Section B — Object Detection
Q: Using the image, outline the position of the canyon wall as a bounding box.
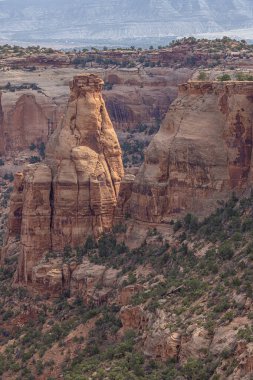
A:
[0,67,192,157]
[103,68,192,130]
[0,92,60,155]
[5,74,124,283]
[120,81,253,222]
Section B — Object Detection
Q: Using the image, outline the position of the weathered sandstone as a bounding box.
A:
[30,258,120,302]
[180,326,210,363]
[0,67,192,157]
[144,331,181,362]
[0,93,60,155]
[119,305,151,333]
[121,81,253,221]
[5,73,124,283]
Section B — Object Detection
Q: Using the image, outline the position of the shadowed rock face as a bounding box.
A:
[6,74,124,283]
[120,81,253,222]
[0,93,59,154]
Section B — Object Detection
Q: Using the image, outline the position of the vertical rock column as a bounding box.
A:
[5,74,124,284]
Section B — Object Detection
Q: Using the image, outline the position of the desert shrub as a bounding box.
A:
[112,223,127,234]
[198,71,208,80]
[184,213,199,232]
[104,82,113,90]
[29,156,41,164]
[213,297,230,313]
[219,243,234,260]
[218,74,231,81]
[173,220,182,232]
[29,143,36,151]
[3,173,14,182]
[236,72,253,81]
[98,233,117,258]
[38,142,45,158]
[237,325,253,342]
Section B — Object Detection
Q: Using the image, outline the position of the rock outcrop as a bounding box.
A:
[121,81,253,221]
[30,258,120,302]
[0,93,59,154]
[119,305,151,333]
[5,74,124,283]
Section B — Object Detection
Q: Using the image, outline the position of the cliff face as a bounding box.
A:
[121,81,253,222]
[0,93,59,155]
[103,68,192,131]
[6,74,124,283]
[0,68,192,157]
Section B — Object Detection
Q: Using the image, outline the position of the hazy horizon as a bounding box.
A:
[0,0,252,47]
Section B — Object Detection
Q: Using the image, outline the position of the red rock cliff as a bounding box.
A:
[0,93,59,154]
[120,81,253,222]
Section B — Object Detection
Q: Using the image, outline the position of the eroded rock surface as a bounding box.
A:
[5,74,124,283]
[121,81,253,221]
[0,93,60,155]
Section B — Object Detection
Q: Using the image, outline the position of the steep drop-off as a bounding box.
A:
[5,74,124,283]
[120,81,253,222]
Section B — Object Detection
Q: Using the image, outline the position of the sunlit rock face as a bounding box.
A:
[120,81,253,222]
[5,74,124,283]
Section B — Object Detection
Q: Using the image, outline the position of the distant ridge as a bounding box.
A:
[0,0,252,47]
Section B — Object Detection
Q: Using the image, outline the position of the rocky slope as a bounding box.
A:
[120,81,253,222]
[3,73,124,284]
[1,75,253,380]
[0,192,253,379]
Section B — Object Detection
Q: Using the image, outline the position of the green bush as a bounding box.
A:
[3,173,14,182]
[38,142,45,158]
[237,326,253,342]
[182,358,213,380]
[219,243,234,260]
[218,74,231,81]
[29,143,36,151]
[29,156,41,164]
[213,297,230,313]
[98,233,116,258]
[198,71,208,80]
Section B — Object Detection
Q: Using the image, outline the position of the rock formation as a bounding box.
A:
[103,68,192,131]
[0,93,59,154]
[5,73,124,283]
[121,81,253,221]
[119,305,151,333]
[31,258,120,302]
